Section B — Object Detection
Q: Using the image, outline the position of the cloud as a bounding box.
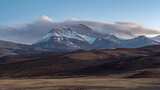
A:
[39,15,54,22]
[115,21,160,36]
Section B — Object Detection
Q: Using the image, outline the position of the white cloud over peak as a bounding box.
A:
[40,15,54,22]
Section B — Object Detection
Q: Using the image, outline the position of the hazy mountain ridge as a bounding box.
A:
[0,40,49,59]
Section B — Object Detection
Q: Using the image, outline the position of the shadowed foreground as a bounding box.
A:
[0,77,160,90]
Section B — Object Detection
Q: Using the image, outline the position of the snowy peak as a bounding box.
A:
[40,24,97,44]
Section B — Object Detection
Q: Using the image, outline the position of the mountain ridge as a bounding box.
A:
[33,27,159,52]
[0,18,160,44]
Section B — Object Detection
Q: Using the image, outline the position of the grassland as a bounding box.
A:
[0,77,160,90]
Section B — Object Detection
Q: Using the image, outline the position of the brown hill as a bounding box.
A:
[0,45,160,78]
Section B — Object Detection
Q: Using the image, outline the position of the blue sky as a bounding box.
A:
[0,0,160,29]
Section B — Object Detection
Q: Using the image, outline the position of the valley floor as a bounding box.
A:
[0,77,160,90]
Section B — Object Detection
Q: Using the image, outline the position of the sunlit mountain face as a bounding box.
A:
[0,16,160,45]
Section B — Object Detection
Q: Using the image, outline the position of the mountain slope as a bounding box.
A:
[0,40,47,58]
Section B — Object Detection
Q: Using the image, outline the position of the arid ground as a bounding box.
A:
[0,77,160,90]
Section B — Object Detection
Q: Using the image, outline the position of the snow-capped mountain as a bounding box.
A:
[33,24,159,52]
[33,24,99,52]
[35,23,150,52]
[0,16,159,44]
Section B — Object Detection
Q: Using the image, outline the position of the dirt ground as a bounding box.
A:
[0,77,159,90]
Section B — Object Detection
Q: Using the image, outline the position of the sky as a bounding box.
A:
[0,0,160,29]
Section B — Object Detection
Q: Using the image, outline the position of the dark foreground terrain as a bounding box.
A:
[0,45,160,78]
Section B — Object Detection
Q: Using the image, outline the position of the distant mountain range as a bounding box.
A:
[33,23,159,52]
[0,16,160,53]
[0,31,159,54]
[0,16,159,44]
